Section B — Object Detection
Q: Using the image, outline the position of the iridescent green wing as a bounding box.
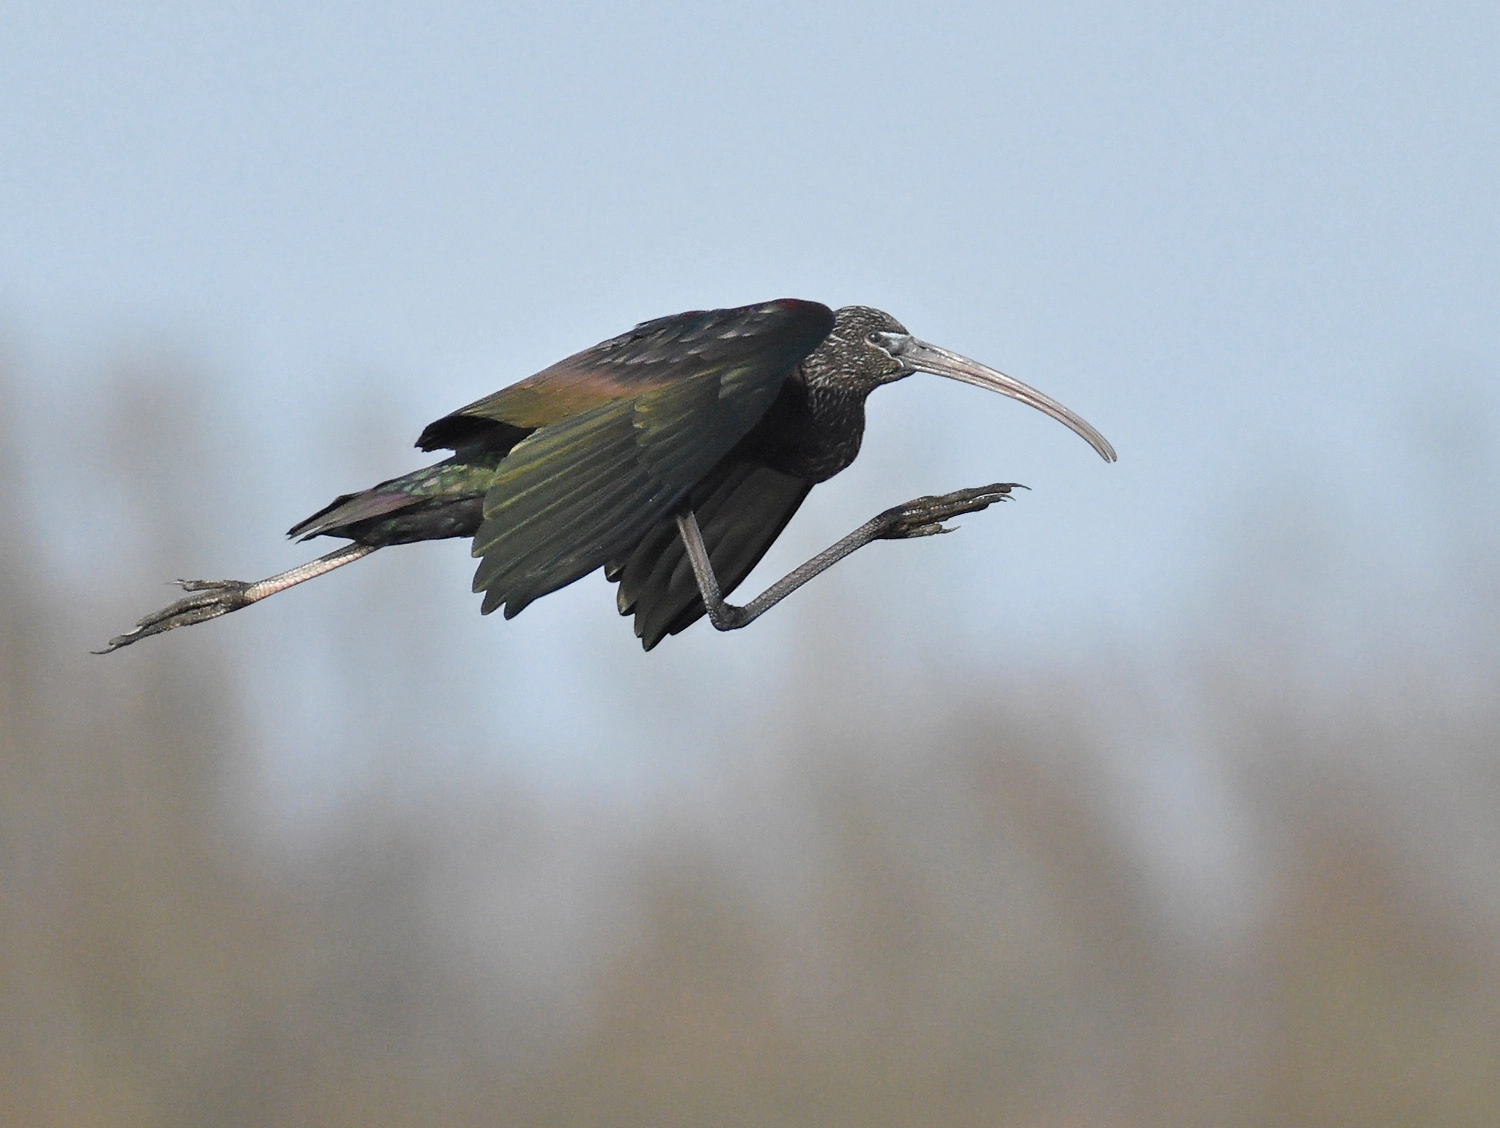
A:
[454,300,833,618]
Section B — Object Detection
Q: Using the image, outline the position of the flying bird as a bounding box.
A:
[101,300,1115,653]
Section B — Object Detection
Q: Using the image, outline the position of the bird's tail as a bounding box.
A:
[287,458,496,546]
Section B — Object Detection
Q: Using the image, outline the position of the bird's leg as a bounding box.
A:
[676,482,1021,633]
[97,542,378,653]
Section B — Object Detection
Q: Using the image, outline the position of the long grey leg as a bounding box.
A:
[97,542,378,653]
[676,482,1020,633]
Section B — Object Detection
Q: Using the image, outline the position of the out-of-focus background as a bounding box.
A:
[4,3,1498,1124]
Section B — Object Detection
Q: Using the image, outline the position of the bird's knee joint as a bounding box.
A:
[706,603,750,631]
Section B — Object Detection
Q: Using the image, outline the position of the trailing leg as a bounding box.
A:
[97,542,377,653]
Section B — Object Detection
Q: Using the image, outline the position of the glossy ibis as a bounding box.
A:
[101,300,1114,653]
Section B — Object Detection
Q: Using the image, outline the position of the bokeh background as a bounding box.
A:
[4,3,1499,1124]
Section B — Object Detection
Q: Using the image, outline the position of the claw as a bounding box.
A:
[876,482,1024,540]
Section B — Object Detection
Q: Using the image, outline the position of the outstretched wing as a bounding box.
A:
[456,300,834,618]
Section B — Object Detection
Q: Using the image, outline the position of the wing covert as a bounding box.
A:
[417,299,834,451]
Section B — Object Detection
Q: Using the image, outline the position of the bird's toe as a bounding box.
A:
[877,482,1022,539]
[96,580,255,653]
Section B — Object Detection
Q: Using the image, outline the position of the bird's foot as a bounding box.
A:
[95,578,254,654]
[875,482,1024,539]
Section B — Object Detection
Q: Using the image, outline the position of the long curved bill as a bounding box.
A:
[886,335,1117,462]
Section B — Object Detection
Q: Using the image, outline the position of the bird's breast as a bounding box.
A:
[740,378,866,484]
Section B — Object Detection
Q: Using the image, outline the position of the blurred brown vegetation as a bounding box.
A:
[3,361,1498,1127]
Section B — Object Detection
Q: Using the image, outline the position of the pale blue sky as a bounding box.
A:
[3,2,1497,824]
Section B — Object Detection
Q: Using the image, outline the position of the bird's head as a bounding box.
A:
[817,305,1117,462]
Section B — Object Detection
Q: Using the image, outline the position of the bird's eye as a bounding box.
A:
[867,332,883,345]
